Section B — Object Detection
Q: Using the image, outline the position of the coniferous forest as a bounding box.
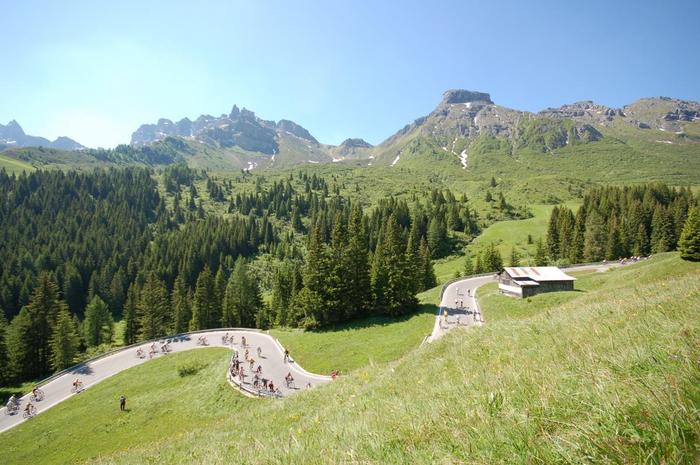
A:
[0,166,474,385]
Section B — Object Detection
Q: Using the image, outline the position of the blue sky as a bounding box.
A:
[2,0,699,148]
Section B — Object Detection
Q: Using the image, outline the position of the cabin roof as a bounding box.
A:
[502,266,576,282]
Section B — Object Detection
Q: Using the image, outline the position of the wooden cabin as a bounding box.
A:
[498,266,575,298]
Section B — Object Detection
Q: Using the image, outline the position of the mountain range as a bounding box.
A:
[1,90,699,176]
[0,120,84,150]
[126,89,700,168]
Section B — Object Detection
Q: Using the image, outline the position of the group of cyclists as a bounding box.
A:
[5,386,44,418]
[5,377,86,419]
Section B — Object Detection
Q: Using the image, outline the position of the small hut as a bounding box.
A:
[498,266,575,298]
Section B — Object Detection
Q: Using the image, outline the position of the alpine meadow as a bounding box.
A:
[1,1,699,464]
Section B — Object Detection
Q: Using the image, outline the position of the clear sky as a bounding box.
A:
[2,0,699,148]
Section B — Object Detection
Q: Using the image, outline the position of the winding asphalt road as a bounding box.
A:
[0,329,330,434]
[0,262,632,434]
[428,262,626,342]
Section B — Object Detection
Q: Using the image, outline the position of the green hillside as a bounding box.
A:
[3,253,698,465]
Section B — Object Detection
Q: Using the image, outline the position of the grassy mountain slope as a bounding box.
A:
[0,153,34,174]
[4,254,698,465]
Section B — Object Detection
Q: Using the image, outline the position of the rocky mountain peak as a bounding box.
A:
[339,138,372,149]
[441,89,493,105]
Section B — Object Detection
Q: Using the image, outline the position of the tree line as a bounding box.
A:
[0,166,464,385]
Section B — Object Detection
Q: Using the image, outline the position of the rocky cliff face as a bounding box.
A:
[130,106,319,155]
[0,120,84,150]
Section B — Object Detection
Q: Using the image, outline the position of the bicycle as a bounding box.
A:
[23,405,37,418]
[30,389,44,402]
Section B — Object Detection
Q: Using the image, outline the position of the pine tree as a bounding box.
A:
[213,263,226,326]
[405,220,422,294]
[534,238,548,266]
[482,243,503,272]
[172,272,191,333]
[190,266,215,330]
[50,308,79,371]
[137,273,170,340]
[633,223,650,256]
[0,309,8,385]
[427,214,448,258]
[222,257,261,328]
[123,282,139,345]
[583,210,606,261]
[5,308,33,382]
[22,273,64,379]
[650,205,674,253]
[474,252,484,274]
[509,247,521,267]
[464,251,475,276]
[679,207,700,261]
[605,217,624,260]
[344,205,372,319]
[83,295,113,347]
[569,208,586,263]
[419,236,437,290]
[298,223,329,326]
[546,206,560,260]
[383,214,416,316]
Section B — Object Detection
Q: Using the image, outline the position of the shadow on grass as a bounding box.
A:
[309,304,437,334]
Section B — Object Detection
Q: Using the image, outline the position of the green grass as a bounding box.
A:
[468,202,580,262]
[3,254,699,465]
[478,253,694,322]
[2,348,248,465]
[0,153,34,174]
[269,304,435,374]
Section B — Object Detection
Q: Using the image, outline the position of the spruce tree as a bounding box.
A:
[419,236,437,290]
[50,308,79,371]
[534,238,548,266]
[583,210,606,261]
[371,227,390,313]
[123,282,139,345]
[633,223,650,256]
[23,273,64,379]
[137,273,170,340]
[190,266,215,330]
[213,263,226,326]
[474,252,484,274]
[463,251,475,276]
[0,309,8,385]
[222,257,261,328]
[345,205,371,319]
[679,207,700,261]
[405,220,422,295]
[5,308,33,382]
[83,295,113,347]
[383,214,417,316]
[651,205,674,253]
[509,247,521,267]
[298,223,329,326]
[546,206,560,260]
[172,272,191,333]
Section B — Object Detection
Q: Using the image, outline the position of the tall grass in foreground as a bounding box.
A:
[88,255,699,464]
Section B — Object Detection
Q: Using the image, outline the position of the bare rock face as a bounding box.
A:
[441,89,493,105]
[130,106,319,155]
[539,101,624,124]
[277,119,318,143]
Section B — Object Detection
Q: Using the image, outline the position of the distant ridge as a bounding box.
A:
[0,120,84,150]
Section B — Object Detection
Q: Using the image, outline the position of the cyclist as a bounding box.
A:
[24,402,34,417]
[256,346,262,358]
[73,378,82,392]
[32,386,40,400]
[285,372,294,387]
[283,349,290,363]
